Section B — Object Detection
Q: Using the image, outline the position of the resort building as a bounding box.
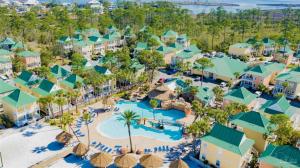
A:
[192,55,248,83]
[273,46,294,65]
[272,67,300,99]
[57,36,73,54]
[228,43,254,58]
[161,29,178,43]
[102,31,124,52]
[32,79,61,98]
[73,40,94,60]
[0,80,17,113]
[230,111,270,152]
[130,59,145,78]
[261,38,276,56]
[94,65,116,95]
[87,0,104,14]
[60,74,84,92]
[259,144,300,168]
[156,45,177,64]
[2,89,39,127]
[183,86,214,106]
[223,87,257,109]
[171,44,201,67]
[259,96,299,129]
[50,65,71,82]
[134,42,148,54]
[14,70,40,92]
[176,34,190,47]
[0,50,13,79]
[0,37,16,50]
[241,62,285,90]
[200,124,254,168]
[16,50,41,69]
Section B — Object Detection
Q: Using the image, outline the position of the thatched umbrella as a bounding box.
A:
[90,152,113,168]
[73,143,88,157]
[139,154,163,168]
[56,131,73,144]
[169,159,189,168]
[114,154,137,168]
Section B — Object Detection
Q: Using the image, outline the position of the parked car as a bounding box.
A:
[220,82,227,88]
[255,91,262,97]
[194,77,201,81]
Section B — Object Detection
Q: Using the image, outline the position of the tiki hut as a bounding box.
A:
[55,131,73,144]
[90,152,113,168]
[114,154,137,168]
[148,84,175,102]
[169,159,189,168]
[139,154,163,168]
[73,143,88,157]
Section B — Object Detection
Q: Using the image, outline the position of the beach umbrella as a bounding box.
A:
[90,152,113,168]
[139,154,163,168]
[55,131,73,144]
[169,159,189,168]
[73,143,88,157]
[114,154,137,168]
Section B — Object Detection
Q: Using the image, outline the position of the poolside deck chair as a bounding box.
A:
[154,147,158,152]
[158,146,162,152]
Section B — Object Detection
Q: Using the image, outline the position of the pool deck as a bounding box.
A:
[75,101,194,156]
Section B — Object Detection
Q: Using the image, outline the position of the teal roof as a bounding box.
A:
[156,45,174,54]
[246,37,257,45]
[259,96,294,117]
[103,31,121,41]
[94,65,111,75]
[277,46,294,55]
[177,34,188,41]
[230,111,270,133]
[201,124,254,156]
[276,67,300,83]
[0,56,11,63]
[2,89,37,108]
[168,43,183,50]
[231,43,253,48]
[51,65,70,79]
[193,56,248,79]
[246,62,285,77]
[130,59,145,71]
[0,80,17,94]
[162,30,178,38]
[194,86,214,104]
[98,56,118,66]
[88,36,103,44]
[259,144,300,168]
[0,37,15,45]
[262,38,275,47]
[60,74,83,89]
[32,79,57,97]
[17,50,40,58]
[151,35,164,45]
[74,40,93,47]
[11,42,25,50]
[0,49,12,56]
[135,42,148,51]
[58,36,72,44]
[82,28,101,37]
[224,87,257,105]
[175,45,201,59]
[14,71,39,87]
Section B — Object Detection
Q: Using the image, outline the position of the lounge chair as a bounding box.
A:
[162,146,166,151]
[107,148,112,153]
[166,146,170,151]
[95,143,102,148]
[154,147,158,152]
[91,141,97,146]
[158,146,162,152]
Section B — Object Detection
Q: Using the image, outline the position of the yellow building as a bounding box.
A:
[13,70,40,93]
[230,111,270,152]
[2,89,39,127]
[229,43,253,57]
[200,124,254,168]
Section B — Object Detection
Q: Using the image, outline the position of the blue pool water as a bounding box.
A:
[97,100,186,142]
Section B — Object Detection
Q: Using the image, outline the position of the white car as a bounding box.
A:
[220,82,227,88]
[255,91,262,97]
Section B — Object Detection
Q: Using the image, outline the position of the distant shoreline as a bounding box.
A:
[257,4,300,7]
[175,2,239,7]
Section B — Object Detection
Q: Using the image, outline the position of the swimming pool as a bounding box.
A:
[97,100,185,142]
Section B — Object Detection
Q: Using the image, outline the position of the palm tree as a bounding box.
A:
[82,112,91,150]
[149,99,158,120]
[54,91,67,127]
[38,95,55,118]
[233,72,240,80]
[61,112,80,142]
[187,119,211,156]
[212,86,224,102]
[195,58,214,86]
[70,90,82,114]
[191,100,204,123]
[119,110,140,153]
[282,81,289,95]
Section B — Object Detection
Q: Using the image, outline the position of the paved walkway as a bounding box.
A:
[30,148,72,168]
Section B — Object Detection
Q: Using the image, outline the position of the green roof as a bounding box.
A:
[195,86,214,104]
[17,50,40,58]
[74,40,94,47]
[259,144,300,168]
[0,56,11,63]
[259,96,294,117]
[60,74,83,89]
[0,80,17,94]
[230,111,270,133]
[135,42,148,51]
[231,43,253,48]
[51,65,70,79]
[168,43,183,50]
[246,62,285,77]
[14,71,39,87]
[0,49,12,56]
[32,79,58,97]
[277,46,294,55]
[224,87,257,105]
[162,30,178,38]
[11,42,25,50]
[246,37,258,45]
[276,67,300,83]
[177,34,188,41]
[262,38,275,47]
[2,89,37,108]
[175,45,201,59]
[193,56,248,79]
[103,31,121,41]
[156,45,174,54]
[201,124,254,155]
[58,36,72,44]
[88,36,103,44]
[94,65,111,75]
[0,37,15,45]
[130,59,145,71]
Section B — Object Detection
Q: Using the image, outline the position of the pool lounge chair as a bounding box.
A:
[158,146,162,152]
[154,147,158,152]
